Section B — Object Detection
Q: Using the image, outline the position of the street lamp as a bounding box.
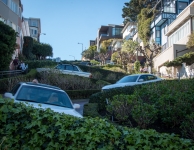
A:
[38,33,46,42]
[69,55,75,60]
[40,33,46,35]
[78,42,83,60]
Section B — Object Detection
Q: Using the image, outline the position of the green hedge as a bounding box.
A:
[0,98,193,149]
[77,65,126,81]
[25,60,58,69]
[66,89,100,100]
[89,85,137,110]
[89,79,194,139]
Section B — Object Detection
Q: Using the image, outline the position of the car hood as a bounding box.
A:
[102,82,137,90]
[15,100,83,118]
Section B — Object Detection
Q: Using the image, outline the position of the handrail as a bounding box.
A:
[0,70,25,78]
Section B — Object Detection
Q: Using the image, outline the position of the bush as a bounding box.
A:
[106,94,135,126]
[83,103,100,117]
[181,113,194,140]
[89,85,137,110]
[132,101,158,129]
[0,98,193,149]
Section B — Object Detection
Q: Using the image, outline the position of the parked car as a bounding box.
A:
[4,82,83,118]
[37,64,92,78]
[79,61,92,66]
[102,73,163,91]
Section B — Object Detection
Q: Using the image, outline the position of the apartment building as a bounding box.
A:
[0,0,23,58]
[24,17,41,42]
[96,24,124,51]
[152,0,194,76]
[96,24,124,62]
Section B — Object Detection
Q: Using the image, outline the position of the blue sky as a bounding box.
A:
[22,0,128,60]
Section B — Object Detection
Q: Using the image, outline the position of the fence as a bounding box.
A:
[0,70,25,79]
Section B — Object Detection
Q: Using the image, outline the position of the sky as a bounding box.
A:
[22,0,128,61]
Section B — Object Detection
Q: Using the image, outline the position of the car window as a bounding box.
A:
[10,83,21,96]
[117,75,139,83]
[55,64,64,70]
[138,75,148,81]
[65,65,73,71]
[147,75,157,80]
[73,66,79,71]
[16,85,73,108]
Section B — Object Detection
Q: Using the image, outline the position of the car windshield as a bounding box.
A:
[117,75,139,83]
[16,85,73,108]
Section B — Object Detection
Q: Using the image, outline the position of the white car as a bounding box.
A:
[102,74,163,91]
[37,64,92,78]
[4,82,82,118]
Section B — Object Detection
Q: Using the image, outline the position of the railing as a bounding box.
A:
[0,70,25,79]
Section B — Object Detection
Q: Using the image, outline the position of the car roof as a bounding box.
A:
[128,73,157,76]
[19,82,62,90]
[57,64,76,66]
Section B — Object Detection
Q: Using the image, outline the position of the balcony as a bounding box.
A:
[129,25,136,32]
[99,34,109,43]
[166,3,194,36]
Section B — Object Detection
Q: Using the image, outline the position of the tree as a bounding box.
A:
[32,40,53,60]
[22,36,34,59]
[186,32,194,49]
[122,0,157,23]
[138,8,154,45]
[121,40,139,61]
[0,21,16,70]
[97,39,113,65]
[137,43,161,74]
[82,45,97,60]
[134,61,141,73]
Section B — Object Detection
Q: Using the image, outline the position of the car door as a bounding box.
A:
[147,75,159,83]
[63,65,74,75]
[138,75,158,84]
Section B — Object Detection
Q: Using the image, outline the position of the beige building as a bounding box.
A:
[0,0,23,58]
[24,18,41,42]
[153,1,194,77]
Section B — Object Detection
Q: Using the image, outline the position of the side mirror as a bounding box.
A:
[138,79,144,82]
[4,93,14,99]
[73,104,80,109]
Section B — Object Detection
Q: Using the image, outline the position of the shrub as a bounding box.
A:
[92,71,103,80]
[83,103,100,117]
[106,73,117,80]
[181,113,194,140]
[0,98,193,149]
[106,94,136,126]
[132,101,158,129]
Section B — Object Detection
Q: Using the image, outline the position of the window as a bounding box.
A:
[178,2,188,12]
[156,30,160,38]
[10,0,18,14]
[1,0,7,5]
[34,30,37,35]
[55,65,64,70]
[65,65,73,71]
[112,28,122,36]
[168,20,190,47]
[147,75,157,80]
[31,21,38,27]
[139,75,148,81]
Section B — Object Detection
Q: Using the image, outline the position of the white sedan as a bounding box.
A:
[4,82,83,118]
[102,74,163,91]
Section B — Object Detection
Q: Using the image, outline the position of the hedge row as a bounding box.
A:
[88,79,194,139]
[0,98,193,149]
